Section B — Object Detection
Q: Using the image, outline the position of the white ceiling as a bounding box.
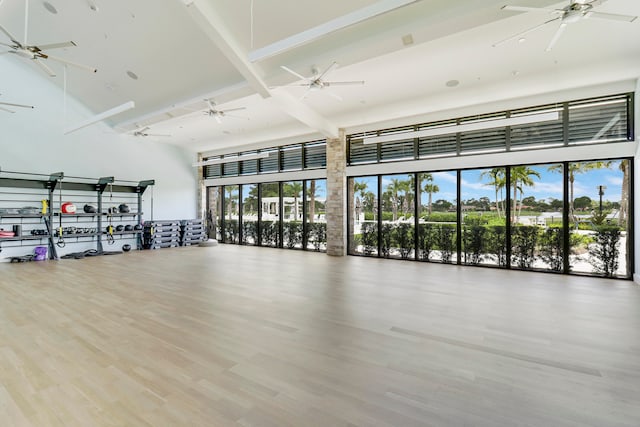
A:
[1,0,639,153]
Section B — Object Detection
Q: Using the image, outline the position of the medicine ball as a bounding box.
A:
[83,204,97,213]
[122,244,131,252]
[118,203,130,213]
[133,224,143,231]
[115,225,125,232]
[61,202,76,214]
[124,224,134,232]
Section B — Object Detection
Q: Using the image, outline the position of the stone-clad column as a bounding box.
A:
[325,129,346,256]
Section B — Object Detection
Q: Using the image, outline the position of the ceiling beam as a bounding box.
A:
[182,0,271,98]
[179,0,339,139]
[248,0,420,63]
[271,91,340,139]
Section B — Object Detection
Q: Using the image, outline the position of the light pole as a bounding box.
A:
[597,185,606,215]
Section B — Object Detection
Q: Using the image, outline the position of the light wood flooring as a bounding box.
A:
[0,245,639,426]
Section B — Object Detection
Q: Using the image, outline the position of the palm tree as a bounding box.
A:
[548,161,612,223]
[308,180,317,223]
[423,177,440,216]
[225,186,237,220]
[510,166,541,222]
[480,168,505,218]
[387,178,403,221]
[283,182,303,220]
[397,179,411,218]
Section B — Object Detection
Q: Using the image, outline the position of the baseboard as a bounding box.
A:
[634,273,640,285]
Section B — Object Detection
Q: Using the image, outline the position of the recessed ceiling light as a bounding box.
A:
[87,0,99,12]
[512,70,520,76]
[518,37,526,43]
[445,79,459,87]
[126,70,139,80]
[43,2,58,14]
[401,34,414,46]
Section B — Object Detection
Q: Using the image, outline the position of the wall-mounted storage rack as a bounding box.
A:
[0,167,154,260]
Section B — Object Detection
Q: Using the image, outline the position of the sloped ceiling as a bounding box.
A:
[1,0,639,153]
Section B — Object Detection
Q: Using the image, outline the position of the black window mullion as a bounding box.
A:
[377,175,382,257]
[456,170,462,265]
[220,185,226,244]
[505,168,512,269]
[302,180,308,250]
[563,162,570,274]
[238,184,243,244]
[278,181,284,248]
[413,172,419,261]
[562,102,569,145]
[257,184,262,246]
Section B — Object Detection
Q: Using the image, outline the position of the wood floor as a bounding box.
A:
[0,245,639,426]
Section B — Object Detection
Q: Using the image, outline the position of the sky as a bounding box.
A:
[356,159,625,204]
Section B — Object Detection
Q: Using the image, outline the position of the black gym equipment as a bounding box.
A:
[84,204,97,213]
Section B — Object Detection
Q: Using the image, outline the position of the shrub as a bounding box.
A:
[360,222,377,255]
[437,224,456,264]
[393,223,414,259]
[462,224,485,265]
[589,225,621,277]
[418,223,435,261]
[539,226,564,272]
[511,225,539,269]
[242,220,258,244]
[485,225,507,267]
[283,221,302,248]
[380,223,393,258]
[308,222,327,251]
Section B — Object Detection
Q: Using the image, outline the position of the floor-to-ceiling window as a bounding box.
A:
[418,171,458,264]
[241,184,258,245]
[461,168,507,267]
[347,157,632,279]
[351,176,378,256]
[259,182,280,248]
[305,179,327,251]
[282,181,303,249]
[206,186,223,241]
[568,159,630,277]
[223,185,239,244]
[381,174,414,259]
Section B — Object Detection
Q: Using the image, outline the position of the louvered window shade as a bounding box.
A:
[418,134,457,157]
[280,145,302,171]
[379,139,415,161]
[349,140,378,164]
[204,157,221,178]
[222,157,238,176]
[460,128,505,153]
[568,95,629,144]
[240,152,258,175]
[511,106,564,149]
[259,150,278,173]
[304,141,326,168]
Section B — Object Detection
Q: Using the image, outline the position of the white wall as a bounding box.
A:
[0,57,198,259]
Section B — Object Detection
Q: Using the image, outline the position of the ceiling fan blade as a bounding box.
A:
[147,133,172,137]
[492,17,560,47]
[281,65,308,81]
[501,5,558,14]
[546,23,567,51]
[33,58,56,77]
[317,61,338,81]
[206,98,215,110]
[45,54,97,73]
[586,11,637,22]
[222,107,246,113]
[224,114,248,120]
[0,23,21,45]
[0,41,14,48]
[0,101,34,108]
[37,41,77,50]
[214,114,222,124]
[0,106,15,113]
[323,80,365,86]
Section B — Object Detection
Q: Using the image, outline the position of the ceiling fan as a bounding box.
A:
[0,94,34,113]
[280,61,365,100]
[132,127,171,138]
[0,0,97,77]
[494,0,637,51]
[203,99,246,124]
